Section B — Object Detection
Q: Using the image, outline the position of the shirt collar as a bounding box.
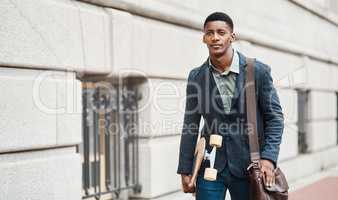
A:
[208,50,240,75]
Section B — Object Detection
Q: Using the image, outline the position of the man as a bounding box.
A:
[177,12,284,200]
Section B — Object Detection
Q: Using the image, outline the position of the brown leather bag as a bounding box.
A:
[245,58,289,200]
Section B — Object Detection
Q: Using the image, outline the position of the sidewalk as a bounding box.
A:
[168,166,338,200]
[289,165,338,200]
[290,177,338,200]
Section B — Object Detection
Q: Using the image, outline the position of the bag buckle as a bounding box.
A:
[247,161,260,171]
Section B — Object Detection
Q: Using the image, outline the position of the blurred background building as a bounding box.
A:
[0,0,338,199]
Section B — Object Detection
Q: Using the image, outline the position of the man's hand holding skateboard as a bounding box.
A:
[180,135,222,193]
[181,174,195,193]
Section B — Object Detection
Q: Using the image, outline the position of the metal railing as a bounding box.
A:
[79,80,142,200]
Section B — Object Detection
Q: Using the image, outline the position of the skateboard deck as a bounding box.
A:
[189,137,206,188]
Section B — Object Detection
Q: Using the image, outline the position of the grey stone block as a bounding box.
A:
[138,78,186,138]
[55,72,82,145]
[308,91,337,120]
[306,120,337,152]
[0,147,81,200]
[0,68,58,152]
[0,68,82,153]
[0,0,110,73]
[279,123,298,161]
[132,136,181,198]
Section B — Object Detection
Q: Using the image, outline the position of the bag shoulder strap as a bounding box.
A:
[245,58,261,162]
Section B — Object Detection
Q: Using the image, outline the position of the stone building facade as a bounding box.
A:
[0,0,338,199]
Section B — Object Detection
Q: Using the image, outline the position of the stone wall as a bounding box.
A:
[0,0,337,199]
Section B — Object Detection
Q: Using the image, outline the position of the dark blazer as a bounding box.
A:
[177,51,284,178]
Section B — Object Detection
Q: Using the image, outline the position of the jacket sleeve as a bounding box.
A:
[177,70,201,175]
[258,65,284,165]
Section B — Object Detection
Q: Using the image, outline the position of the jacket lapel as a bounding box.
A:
[231,52,247,114]
[198,60,225,115]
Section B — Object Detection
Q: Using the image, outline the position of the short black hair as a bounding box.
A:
[203,12,234,31]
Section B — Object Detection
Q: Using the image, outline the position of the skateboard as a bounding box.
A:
[188,134,223,188]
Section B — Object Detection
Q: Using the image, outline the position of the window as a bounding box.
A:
[336,92,338,145]
[297,89,309,153]
[79,80,141,200]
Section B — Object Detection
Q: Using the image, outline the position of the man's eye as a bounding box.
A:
[206,32,213,36]
[218,31,226,35]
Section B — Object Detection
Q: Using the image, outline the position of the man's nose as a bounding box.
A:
[212,33,220,41]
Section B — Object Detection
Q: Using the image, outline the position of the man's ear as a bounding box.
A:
[230,32,236,43]
[203,34,206,44]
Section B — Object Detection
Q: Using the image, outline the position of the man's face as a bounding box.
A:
[203,21,235,56]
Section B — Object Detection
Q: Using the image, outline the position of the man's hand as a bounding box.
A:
[181,174,195,193]
[260,159,275,188]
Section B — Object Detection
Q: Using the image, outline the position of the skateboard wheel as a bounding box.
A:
[204,168,217,181]
[210,134,222,148]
